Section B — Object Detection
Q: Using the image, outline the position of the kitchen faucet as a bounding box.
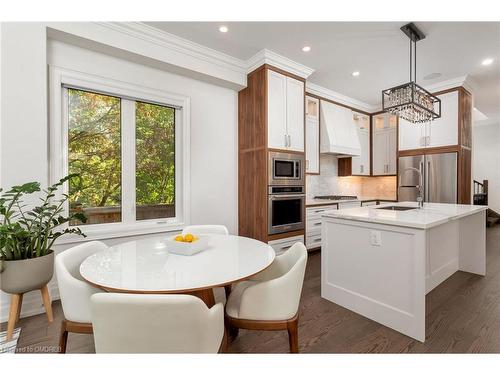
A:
[400,167,424,208]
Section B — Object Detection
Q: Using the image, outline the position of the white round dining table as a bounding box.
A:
[80,234,275,307]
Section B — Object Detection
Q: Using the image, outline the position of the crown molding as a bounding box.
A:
[423,75,477,96]
[306,82,378,113]
[246,49,315,79]
[96,22,248,75]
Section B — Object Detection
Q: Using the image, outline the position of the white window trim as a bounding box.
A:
[49,66,191,244]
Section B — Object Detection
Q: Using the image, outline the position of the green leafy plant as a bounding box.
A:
[0,174,87,261]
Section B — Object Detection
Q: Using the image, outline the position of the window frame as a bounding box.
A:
[49,66,191,243]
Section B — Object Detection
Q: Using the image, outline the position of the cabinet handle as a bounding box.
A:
[314,210,325,213]
[280,244,293,250]
[360,165,364,173]
[314,222,322,226]
[288,134,291,147]
[284,134,288,147]
[313,238,321,242]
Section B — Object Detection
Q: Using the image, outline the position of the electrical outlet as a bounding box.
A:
[370,230,382,246]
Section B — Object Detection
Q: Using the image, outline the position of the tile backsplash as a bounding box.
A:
[306,154,397,200]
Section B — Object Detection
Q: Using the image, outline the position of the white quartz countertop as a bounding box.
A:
[322,201,488,229]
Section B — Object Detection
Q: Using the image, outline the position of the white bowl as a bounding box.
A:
[166,235,209,256]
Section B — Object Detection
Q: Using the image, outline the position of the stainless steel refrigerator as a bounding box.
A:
[398,153,458,204]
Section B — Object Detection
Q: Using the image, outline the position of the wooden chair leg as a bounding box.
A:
[224,285,232,300]
[59,320,69,354]
[286,317,299,353]
[16,294,24,323]
[6,294,22,340]
[224,317,239,342]
[40,285,53,322]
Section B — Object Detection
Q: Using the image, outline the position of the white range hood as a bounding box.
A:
[320,100,361,156]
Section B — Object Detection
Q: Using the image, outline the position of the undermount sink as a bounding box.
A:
[376,206,417,211]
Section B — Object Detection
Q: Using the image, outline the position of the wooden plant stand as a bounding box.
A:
[6,284,53,340]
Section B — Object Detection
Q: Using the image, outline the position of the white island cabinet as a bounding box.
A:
[321,202,487,342]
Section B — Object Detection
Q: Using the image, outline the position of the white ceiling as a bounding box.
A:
[146,22,500,124]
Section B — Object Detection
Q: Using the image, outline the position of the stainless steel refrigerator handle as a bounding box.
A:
[425,160,430,202]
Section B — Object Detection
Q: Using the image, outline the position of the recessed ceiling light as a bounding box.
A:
[423,72,442,80]
[351,71,360,77]
[219,26,228,33]
[482,58,494,66]
[302,46,311,52]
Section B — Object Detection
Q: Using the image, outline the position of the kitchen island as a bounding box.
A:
[321,201,488,341]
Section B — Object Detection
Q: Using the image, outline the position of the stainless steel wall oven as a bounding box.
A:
[268,186,305,235]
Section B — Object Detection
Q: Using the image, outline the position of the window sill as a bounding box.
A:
[54,220,185,245]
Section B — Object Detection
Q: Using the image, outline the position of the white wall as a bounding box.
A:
[0,23,48,190]
[1,26,238,322]
[473,123,500,213]
[47,40,238,233]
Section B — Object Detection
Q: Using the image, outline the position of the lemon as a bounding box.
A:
[174,235,184,242]
[184,233,194,243]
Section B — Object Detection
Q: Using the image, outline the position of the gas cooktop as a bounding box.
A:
[314,195,358,201]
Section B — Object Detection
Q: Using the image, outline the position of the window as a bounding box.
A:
[50,67,190,239]
[68,89,122,225]
[135,101,176,221]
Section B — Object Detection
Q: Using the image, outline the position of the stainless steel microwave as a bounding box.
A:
[268,151,305,186]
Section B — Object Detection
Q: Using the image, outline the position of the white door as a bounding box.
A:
[351,153,361,175]
[306,117,319,173]
[351,129,369,175]
[399,118,425,150]
[267,70,287,150]
[372,130,387,175]
[387,127,397,174]
[286,76,305,152]
[426,91,459,148]
[360,129,371,175]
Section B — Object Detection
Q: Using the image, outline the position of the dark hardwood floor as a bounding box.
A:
[3,225,500,353]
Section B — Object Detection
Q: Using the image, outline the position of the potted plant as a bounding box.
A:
[0,174,87,295]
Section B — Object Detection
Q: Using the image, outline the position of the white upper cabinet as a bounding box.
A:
[426,91,458,148]
[267,70,288,150]
[305,96,320,174]
[372,131,386,175]
[372,113,397,175]
[351,112,370,175]
[306,117,320,173]
[399,117,425,150]
[398,91,458,150]
[286,76,305,152]
[267,70,304,152]
[387,127,397,174]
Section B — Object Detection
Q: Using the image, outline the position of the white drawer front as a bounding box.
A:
[306,217,323,233]
[337,201,361,210]
[268,235,304,256]
[306,205,336,221]
[306,232,322,249]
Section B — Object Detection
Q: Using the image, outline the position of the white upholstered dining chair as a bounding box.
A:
[182,224,229,236]
[90,293,225,353]
[224,242,308,353]
[55,241,107,353]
